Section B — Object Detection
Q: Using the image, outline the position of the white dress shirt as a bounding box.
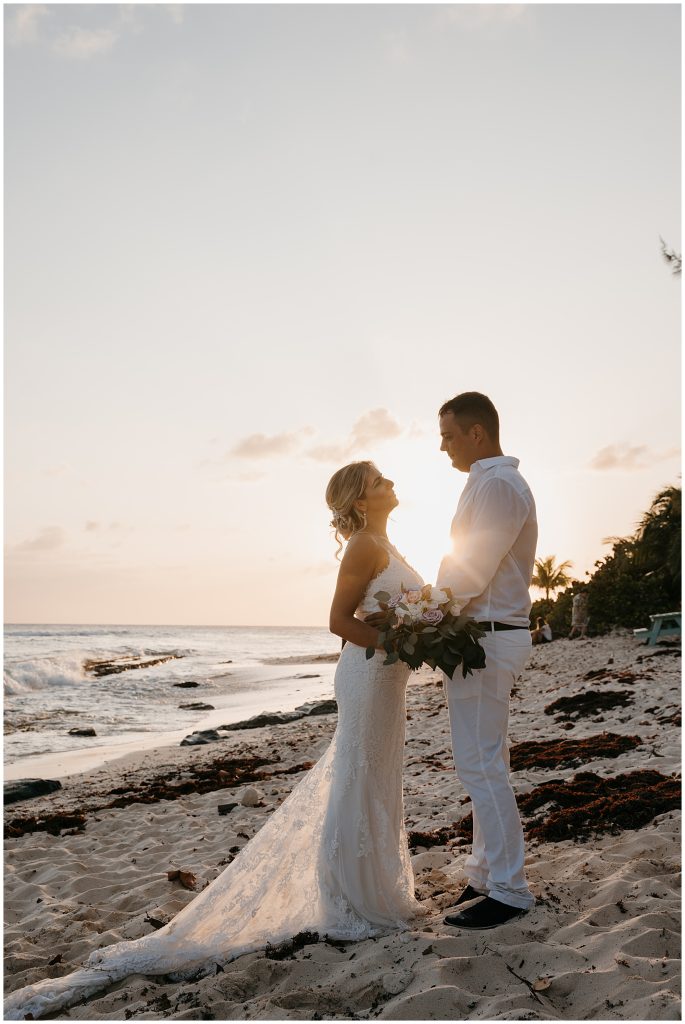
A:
[437,456,537,627]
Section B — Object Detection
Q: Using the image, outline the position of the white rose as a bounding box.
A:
[430,587,449,604]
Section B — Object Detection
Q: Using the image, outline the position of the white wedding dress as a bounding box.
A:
[5,549,426,1020]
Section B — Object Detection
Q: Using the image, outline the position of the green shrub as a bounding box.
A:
[534,486,681,636]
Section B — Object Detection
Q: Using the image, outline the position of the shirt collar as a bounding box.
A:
[469,455,520,477]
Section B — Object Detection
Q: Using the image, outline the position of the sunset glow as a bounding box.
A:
[5,3,680,626]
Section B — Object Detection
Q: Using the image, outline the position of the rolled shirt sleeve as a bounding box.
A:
[437,476,531,614]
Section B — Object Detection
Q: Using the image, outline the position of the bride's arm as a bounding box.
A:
[329,535,386,649]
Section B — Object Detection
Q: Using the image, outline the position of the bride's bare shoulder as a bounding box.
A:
[341,534,389,576]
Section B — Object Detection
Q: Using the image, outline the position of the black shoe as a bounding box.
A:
[443,896,529,930]
[446,884,487,910]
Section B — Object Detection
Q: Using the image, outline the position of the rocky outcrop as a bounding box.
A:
[4,779,62,805]
[220,699,338,732]
[84,654,182,677]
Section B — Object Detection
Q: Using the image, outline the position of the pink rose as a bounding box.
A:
[421,609,444,625]
[405,590,422,604]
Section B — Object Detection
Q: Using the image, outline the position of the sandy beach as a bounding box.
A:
[4,631,680,1021]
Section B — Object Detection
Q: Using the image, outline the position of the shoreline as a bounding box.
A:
[4,661,338,782]
[4,632,681,1020]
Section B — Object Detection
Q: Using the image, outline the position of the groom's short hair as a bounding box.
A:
[439,392,500,441]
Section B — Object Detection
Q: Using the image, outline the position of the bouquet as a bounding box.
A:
[365,584,486,679]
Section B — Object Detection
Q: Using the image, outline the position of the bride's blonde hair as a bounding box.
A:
[326,460,374,559]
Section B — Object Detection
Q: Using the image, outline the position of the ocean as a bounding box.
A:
[4,624,339,771]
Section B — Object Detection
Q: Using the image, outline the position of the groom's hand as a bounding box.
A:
[364,611,390,628]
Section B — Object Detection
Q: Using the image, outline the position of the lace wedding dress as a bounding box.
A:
[5,548,427,1020]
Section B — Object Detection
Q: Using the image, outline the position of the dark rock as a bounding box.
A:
[179,703,215,711]
[174,681,200,688]
[221,699,338,732]
[218,803,239,815]
[68,728,97,737]
[295,673,320,679]
[222,710,302,730]
[180,730,221,746]
[4,778,62,805]
[295,699,337,716]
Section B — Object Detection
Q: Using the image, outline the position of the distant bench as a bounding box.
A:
[633,612,682,646]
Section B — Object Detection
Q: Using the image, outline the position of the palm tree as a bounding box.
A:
[633,485,681,590]
[532,555,574,601]
[659,236,682,275]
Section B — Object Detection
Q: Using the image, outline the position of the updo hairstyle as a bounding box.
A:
[326,460,374,559]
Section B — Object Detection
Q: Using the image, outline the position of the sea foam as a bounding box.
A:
[4,654,90,694]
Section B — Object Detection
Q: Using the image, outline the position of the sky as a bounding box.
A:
[4,2,681,626]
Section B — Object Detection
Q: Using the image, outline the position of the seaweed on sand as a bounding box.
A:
[518,769,681,842]
[4,755,315,839]
[509,732,642,771]
[544,689,634,720]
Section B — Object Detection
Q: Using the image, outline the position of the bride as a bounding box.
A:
[5,461,428,1020]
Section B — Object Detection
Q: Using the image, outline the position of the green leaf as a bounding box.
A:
[374,591,392,602]
[384,651,400,666]
[365,646,375,660]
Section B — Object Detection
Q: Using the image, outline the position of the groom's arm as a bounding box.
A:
[437,476,531,613]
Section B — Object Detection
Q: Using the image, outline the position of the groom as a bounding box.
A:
[436,391,537,929]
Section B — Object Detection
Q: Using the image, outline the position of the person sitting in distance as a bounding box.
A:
[531,616,552,644]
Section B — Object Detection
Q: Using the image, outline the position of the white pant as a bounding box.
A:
[444,630,534,910]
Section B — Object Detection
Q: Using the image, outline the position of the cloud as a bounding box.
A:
[8,4,50,45]
[231,428,314,459]
[228,411,403,466]
[590,443,681,471]
[307,409,403,463]
[15,526,67,552]
[52,26,119,59]
[9,5,180,56]
[349,408,403,449]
